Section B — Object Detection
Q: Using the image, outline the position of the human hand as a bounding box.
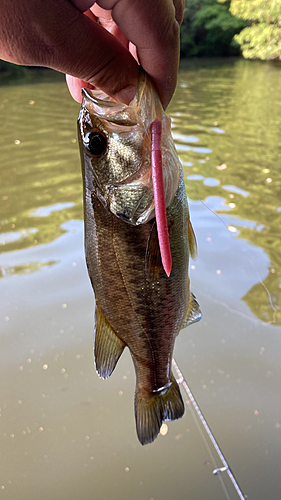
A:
[0,0,183,109]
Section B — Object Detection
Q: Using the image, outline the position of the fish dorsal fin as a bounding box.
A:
[188,219,198,261]
[94,304,126,379]
[182,292,202,329]
[145,221,164,281]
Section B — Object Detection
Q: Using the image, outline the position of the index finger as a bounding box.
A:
[99,0,181,109]
[70,0,182,108]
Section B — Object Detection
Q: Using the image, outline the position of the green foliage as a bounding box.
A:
[180,0,246,57]
[230,0,281,60]
[230,0,281,24]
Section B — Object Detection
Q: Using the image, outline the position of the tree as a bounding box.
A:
[180,0,246,58]
[230,0,281,60]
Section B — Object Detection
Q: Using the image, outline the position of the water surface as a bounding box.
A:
[0,59,281,500]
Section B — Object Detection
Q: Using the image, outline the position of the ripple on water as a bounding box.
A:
[203,178,220,187]
[187,174,204,181]
[30,202,75,217]
[210,127,225,134]
[0,228,38,245]
[223,185,250,197]
[193,146,212,154]
[172,132,199,143]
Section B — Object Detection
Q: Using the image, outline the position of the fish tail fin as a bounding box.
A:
[134,374,184,445]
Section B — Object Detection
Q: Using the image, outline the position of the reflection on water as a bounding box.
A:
[0,60,281,500]
[169,60,281,325]
[0,61,280,324]
[0,259,57,278]
[0,79,82,253]
[0,61,281,324]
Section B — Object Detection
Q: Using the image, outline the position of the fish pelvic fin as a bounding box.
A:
[134,374,185,445]
[182,292,202,329]
[94,304,126,379]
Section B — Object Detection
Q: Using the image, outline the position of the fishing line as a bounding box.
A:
[198,289,259,325]
[172,358,246,500]
[173,180,248,499]
[248,258,277,324]
[186,179,230,232]
[186,179,277,322]
[174,145,273,496]
[174,363,232,500]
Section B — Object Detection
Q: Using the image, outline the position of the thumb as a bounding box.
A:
[43,2,139,103]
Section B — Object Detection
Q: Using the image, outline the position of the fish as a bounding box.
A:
[77,70,202,445]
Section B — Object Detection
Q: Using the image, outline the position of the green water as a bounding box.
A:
[0,59,281,500]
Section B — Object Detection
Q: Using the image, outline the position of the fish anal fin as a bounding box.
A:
[94,304,126,379]
[182,292,202,329]
[145,221,164,281]
[188,219,198,261]
[135,374,184,445]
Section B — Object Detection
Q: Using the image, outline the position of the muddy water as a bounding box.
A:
[0,60,281,500]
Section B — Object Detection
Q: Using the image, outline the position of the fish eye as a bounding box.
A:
[84,131,107,156]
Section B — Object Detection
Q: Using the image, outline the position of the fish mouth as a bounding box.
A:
[107,182,154,226]
[80,70,180,265]
[81,88,138,127]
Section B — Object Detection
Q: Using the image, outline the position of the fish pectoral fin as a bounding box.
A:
[135,374,185,445]
[145,221,164,281]
[188,219,198,261]
[94,305,126,379]
[182,292,202,329]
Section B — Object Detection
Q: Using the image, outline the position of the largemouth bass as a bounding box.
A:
[78,71,201,445]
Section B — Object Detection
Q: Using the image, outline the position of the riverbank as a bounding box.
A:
[0,60,65,85]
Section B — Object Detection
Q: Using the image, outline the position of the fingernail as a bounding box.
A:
[114,85,137,105]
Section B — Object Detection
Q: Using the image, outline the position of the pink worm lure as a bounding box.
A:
[151,119,172,277]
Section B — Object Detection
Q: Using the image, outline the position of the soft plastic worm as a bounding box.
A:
[151,119,172,277]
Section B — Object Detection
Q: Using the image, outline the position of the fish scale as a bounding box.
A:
[78,69,202,445]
